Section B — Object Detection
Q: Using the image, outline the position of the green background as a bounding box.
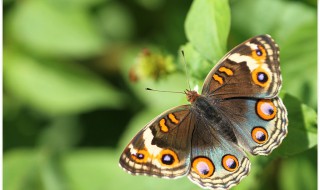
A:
[3,0,317,190]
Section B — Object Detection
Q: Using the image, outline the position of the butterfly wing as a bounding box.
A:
[120,34,287,189]
[200,34,287,155]
[202,34,281,99]
[119,105,196,178]
[187,117,250,190]
[216,97,288,155]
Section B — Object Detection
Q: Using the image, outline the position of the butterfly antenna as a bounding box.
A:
[181,50,191,91]
[145,88,186,94]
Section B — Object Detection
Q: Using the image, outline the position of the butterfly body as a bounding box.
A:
[187,92,237,143]
[120,35,288,190]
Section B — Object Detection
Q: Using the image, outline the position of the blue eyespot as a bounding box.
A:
[252,127,268,144]
[192,157,215,178]
[197,163,210,175]
[131,149,149,163]
[257,72,268,83]
[256,99,277,121]
[161,154,175,165]
[261,102,275,115]
[159,149,179,166]
[222,154,239,172]
[226,158,237,169]
[256,49,263,56]
[136,153,144,159]
[255,131,266,141]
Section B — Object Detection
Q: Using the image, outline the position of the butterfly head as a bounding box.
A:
[186,90,199,103]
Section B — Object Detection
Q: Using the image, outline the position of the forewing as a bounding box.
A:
[119,105,196,178]
[202,34,281,99]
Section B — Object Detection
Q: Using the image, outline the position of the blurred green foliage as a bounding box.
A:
[3,0,317,190]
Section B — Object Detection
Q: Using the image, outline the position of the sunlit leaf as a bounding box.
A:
[185,0,230,63]
[6,0,104,58]
[179,43,212,87]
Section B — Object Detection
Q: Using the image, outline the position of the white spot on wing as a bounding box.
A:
[128,144,137,154]
[228,53,259,72]
[143,128,162,155]
[245,42,258,50]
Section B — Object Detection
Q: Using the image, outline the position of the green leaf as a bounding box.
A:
[134,0,165,10]
[63,149,195,190]
[96,2,135,41]
[179,43,212,87]
[6,0,104,58]
[4,149,42,190]
[230,0,317,108]
[4,148,70,190]
[38,118,81,152]
[46,0,107,8]
[4,49,124,115]
[279,148,317,190]
[185,0,231,63]
[280,22,317,109]
[271,93,317,157]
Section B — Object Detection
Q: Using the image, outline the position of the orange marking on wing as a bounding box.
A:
[252,127,269,144]
[213,74,223,84]
[157,149,179,167]
[168,113,179,124]
[159,118,169,132]
[251,67,270,87]
[219,66,234,76]
[256,99,277,121]
[222,154,239,172]
[192,157,215,178]
[131,149,149,163]
[252,45,267,64]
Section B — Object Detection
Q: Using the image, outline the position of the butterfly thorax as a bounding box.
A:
[186,90,217,120]
[192,95,219,121]
[186,90,200,103]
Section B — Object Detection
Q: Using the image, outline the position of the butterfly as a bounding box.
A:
[119,35,288,190]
